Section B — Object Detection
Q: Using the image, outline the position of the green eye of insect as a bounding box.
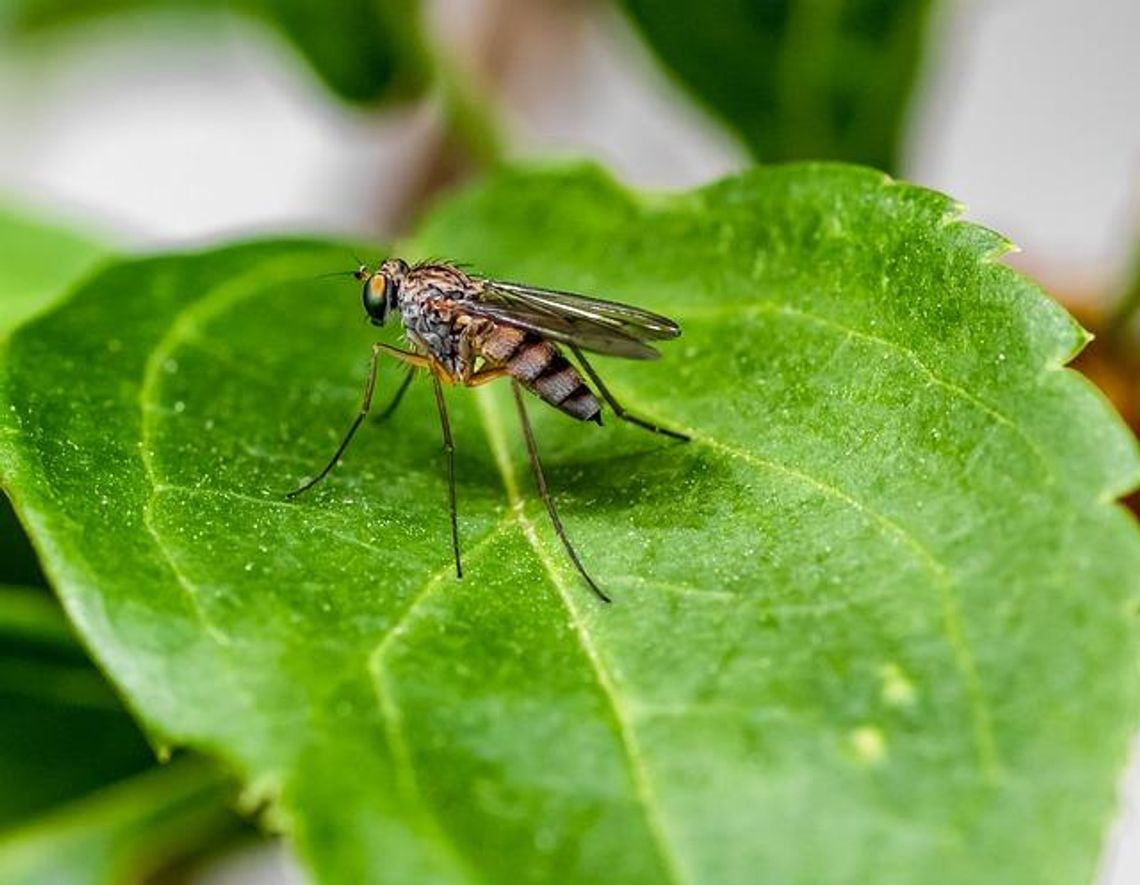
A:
[361,275,390,325]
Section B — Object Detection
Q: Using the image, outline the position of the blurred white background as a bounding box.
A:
[1,0,1137,881]
[4,0,1139,301]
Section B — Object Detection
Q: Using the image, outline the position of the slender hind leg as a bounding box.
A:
[373,365,416,423]
[512,381,610,603]
[569,345,690,442]
[287,344,427,499]
[432,374,462,578]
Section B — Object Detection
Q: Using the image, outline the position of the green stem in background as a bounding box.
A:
[0,585,76,651]
[0,756,244,884]
[381,47,508,233]
[433,56,507,171]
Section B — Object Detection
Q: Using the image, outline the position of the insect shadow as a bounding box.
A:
[538,433,726,520]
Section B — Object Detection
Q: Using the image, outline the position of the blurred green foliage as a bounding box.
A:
[2,0,430,104]
[0,589,242,885]
[620,0,936,171]
[0,589,158,829]
[2,0,936,170]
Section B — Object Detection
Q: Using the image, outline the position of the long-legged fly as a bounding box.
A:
[287,259,688,602]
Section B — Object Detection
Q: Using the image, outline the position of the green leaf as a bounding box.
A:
[2,0,429,105]
[0,204,107,586]
[0,204,106,338]
[2,164,1139,884]
[0,589,153,827]
[619,0,936,171]
[241,0,429,104]
[0,587,241,884]
[0,758,238,885]
[1,495,48,588]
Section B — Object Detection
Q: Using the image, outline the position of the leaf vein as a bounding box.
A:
[137,256,503,882]
[474,387,691,885]
[680,301,1054,480]
[366,519,512,885]
[551,364,1003,782]
[692,431,1003,781]
[137,258,325,645]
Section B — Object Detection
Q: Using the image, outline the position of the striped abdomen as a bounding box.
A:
[480,327,601,422]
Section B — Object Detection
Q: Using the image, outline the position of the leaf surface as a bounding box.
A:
[619,0,935,171]
[0,204,108,585]
[2,164,1139,884]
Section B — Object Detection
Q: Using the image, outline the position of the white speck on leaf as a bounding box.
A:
[850,726,887,764]
[879,662,917,707]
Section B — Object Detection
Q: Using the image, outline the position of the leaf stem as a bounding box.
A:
[432,56,507,171]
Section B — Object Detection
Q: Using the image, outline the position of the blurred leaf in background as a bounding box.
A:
[0,587,243,885]
[1072,244,1140,488]
[0,206,106,337]
[1,0,431,105]
[3,0,937,173]
[619,0,936,172]
[1,497,46,589]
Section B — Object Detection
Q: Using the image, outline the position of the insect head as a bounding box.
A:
[356,258,409,326]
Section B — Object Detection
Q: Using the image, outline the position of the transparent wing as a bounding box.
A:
[467,279,681,360]
[489,280,680,339]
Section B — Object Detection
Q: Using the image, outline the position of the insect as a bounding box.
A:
[287,258,688,602]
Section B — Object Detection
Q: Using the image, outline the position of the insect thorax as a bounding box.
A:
[398,265,476,376]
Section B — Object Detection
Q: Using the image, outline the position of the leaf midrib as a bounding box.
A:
[368,521,512,885]
[674,301,1053,480]
[461,366,1003,880]
[473,386,691,885]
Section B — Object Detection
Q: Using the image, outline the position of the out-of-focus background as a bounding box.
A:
[1,0,1138,881]
[3,0,1138,295]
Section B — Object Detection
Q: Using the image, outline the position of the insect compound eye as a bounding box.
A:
[362,275,390,325]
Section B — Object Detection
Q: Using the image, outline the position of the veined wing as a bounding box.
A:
[488,280,680,339]
[468,279,681,360]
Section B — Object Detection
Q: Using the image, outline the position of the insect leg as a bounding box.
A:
[464,366,511,388]
[373,365,416,423]
[511,381,610,603]
[432,373,463,579]
[376,342,432,369]
[569,345,689,442]
[286,342,389,499]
